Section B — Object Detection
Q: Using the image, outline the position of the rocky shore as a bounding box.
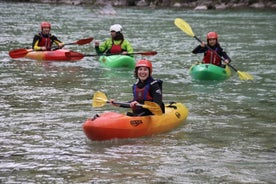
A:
[8,0,276,9]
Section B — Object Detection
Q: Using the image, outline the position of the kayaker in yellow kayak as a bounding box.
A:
[32,22,64,51]
[94,24,133,56]
[192,31,231,68]
[110,59,165,116]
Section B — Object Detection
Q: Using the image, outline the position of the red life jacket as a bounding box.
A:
[38,33,52,51]
[110,40,123,54]
[203,49,222,66]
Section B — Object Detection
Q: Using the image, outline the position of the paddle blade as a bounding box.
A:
[75,37,93,45]
[9,48,29,58]
[174,18,195,37]
[65,51,84,60]
[142,101,163,115]
[237,71,254,80]
[92,91,108,107]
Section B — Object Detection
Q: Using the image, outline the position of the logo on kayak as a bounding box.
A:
[101,58,106,63]
[175,112,181,119]
[130,120,143,127]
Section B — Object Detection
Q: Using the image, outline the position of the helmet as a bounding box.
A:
[135,59,152,75]
[207,32,218,40]
[110,24,122,32]
[41,22,51,30]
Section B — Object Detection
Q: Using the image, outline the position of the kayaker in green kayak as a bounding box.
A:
[192,31,231,68]
[94,24,133,56]
[110,59,165,116]
[32,22,64,51]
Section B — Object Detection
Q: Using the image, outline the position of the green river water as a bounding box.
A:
[0,2,275,183]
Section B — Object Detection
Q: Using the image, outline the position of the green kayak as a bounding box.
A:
[189,63,231,81]
[99,55,136,69]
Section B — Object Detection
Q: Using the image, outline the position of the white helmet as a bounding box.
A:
[110,24,122,32]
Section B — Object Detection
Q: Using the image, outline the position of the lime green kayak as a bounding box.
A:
[99,55,135,69]
[189,63,231,81]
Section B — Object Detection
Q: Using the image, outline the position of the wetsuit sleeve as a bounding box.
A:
[150,83,165,113]
[218,47,231,63]
[95,39,110,55]
[122,39,134,56]
[32,35,42,51]
[192,45,207,54]
[51,35,63,45]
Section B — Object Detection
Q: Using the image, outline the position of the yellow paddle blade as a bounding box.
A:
[92,91,108,107]
[143,101,163,115]
[174,18,195,37]
[237,71,254,80]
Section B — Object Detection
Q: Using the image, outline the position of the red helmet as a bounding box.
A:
[135,59,152,75]
[207,32,218,40]
[41,22,51,30]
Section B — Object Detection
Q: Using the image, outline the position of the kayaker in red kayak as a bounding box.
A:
[94,24,133,56]
[110,59,165,116]
[192,31,231,68]
[32,22,64,51]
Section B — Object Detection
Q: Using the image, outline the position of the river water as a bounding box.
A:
[0,2,275,183]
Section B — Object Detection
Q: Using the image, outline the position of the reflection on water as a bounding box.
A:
[0,2,276,183]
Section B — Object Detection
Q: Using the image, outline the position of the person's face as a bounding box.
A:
[42,27,50,35]
[208,38,216,46]
[137,67,150,82]
[110,31,116,38]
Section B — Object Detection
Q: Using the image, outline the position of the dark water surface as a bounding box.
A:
[0,2,275,183]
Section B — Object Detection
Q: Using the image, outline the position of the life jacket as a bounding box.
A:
[110,39,123,54]
[203,48,222,66]
[133,79,163,103]
[37,33,52,51]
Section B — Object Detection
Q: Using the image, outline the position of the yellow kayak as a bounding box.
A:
[83,102,188,141]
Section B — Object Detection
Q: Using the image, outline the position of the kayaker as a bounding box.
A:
[110,59,165,116]
[192,31,231,68]
[32,22,64,51]
[94,24,133,56]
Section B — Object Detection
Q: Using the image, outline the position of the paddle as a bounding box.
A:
[174,18,254,80]
[62,37,93,46]
[9,37,93,59]
[92,91,163,115]
[65,51,157,60]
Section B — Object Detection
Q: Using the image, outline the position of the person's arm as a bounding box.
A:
[150,83,165,113]
[109,99,133,108]
[51,35,64,48]
[122,39,133,56]
[32,35,43,51]
[192,44,207,54]
[220,49,231,63]
[95,39,111,55]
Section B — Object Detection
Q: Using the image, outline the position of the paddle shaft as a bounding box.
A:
[65,51,157,59]
[93,91,163,115]
[107,101,145,108]
[82,52,157,57]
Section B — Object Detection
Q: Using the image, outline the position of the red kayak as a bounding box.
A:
[9,37,93,61]
[24,49,83,61]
